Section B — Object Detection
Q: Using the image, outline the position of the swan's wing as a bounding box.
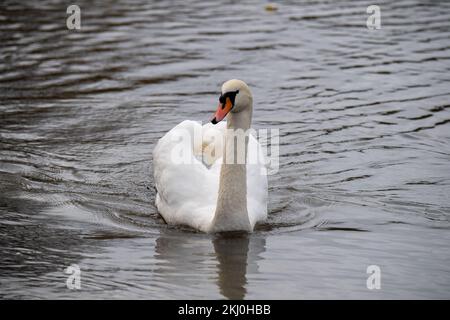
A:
[247,133,268,227]
[197,121,226,166]
[153,120,267,231]
[153,120,224,231]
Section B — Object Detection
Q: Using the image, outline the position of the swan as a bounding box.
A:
[153,79,268,233]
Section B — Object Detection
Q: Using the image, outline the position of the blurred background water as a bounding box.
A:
[0,0,449,299]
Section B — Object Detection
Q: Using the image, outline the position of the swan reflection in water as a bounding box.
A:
[154,229,265,299]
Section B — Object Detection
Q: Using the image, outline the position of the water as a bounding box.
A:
[1,0,450,299]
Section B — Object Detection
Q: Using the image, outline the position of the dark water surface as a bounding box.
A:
[1,0,450,299]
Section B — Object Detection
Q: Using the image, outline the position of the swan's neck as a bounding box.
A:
[210,108,252,232]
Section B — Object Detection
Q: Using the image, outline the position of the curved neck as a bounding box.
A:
[227,107,252,131]
[210,108,253,232]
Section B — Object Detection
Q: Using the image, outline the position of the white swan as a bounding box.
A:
[153,79,268,233]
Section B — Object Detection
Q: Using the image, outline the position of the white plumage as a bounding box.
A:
[153,120,268,232]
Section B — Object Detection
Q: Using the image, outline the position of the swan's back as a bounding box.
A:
[153,120,267,232]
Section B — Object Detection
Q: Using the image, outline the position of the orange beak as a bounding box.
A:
[211,97,233,124]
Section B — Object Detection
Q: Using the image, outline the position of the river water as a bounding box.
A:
[1,0,449,299]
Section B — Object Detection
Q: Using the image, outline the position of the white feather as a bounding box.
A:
[153,120,268,232]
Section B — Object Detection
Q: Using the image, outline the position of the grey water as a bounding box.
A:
[1,0,450,299]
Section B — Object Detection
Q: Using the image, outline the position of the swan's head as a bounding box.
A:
[211,79,253,124]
